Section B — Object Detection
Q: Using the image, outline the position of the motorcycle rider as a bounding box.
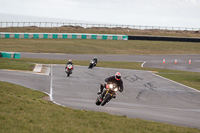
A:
[93,57,97,66]
[97,72,123,98]
[88,57,98,69]
[66,59,74,69]
[92,57,98,66]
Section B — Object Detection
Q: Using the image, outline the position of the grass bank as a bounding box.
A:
[1,26,200,37]
[0,81,199,133]
[0,39,200,54]
[0,58,34,71]
[1,57,200,91]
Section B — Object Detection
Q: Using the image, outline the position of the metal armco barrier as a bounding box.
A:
[2,32,200,42]
[0,52,20,59]
[128,35,200,42]
[0,33,128,40]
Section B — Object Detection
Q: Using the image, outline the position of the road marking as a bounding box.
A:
[48,64,67,106]
[152,73,200,93]
[141,61,146,68]
[33,64,42,72]
[52,101,66,107]
[50,65,53,101]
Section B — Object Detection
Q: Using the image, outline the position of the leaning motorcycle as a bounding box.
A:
[96,83,118,106]
[65,64,73,77]
[88,60,96,69]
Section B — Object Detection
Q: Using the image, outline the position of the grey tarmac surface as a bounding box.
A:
[0,70,50,94]
[1,65,200,129]
[21,52,200,72]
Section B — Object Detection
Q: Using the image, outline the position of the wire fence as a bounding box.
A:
[0,22,200,31]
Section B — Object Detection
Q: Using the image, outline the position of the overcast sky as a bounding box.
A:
[0,0,200,28]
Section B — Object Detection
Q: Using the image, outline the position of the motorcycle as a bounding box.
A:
[65,64,73,77]
[88,60,96,69]
[96,83,118,106]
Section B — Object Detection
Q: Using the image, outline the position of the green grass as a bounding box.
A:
[158,73,200,90]
[0,58,34,71]
[0,39,200,54]
[1,57,200,91]
[1,81,200,133]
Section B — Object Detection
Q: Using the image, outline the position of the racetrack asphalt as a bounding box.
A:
[21,53,200,72]
[1,65,200,129]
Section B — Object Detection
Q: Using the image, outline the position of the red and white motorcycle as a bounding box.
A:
[65,64,73,77]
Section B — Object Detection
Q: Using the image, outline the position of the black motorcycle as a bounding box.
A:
[88,60,96,69]
[65,64,73,77]
[96,83,118,106]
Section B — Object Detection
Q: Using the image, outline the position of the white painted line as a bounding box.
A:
[50,65,53,101]
[48,64,66,106]
[52,101,66,107]
[152,73,200,93]
[141,61,146,68]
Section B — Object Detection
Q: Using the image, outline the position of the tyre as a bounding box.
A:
[101,94,111,106]
[89,64,93,69]
[95,95,102,106]
[95,99,101,106]
[67,73,70,77]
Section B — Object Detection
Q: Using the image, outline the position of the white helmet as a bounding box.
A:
[115,72,121,81]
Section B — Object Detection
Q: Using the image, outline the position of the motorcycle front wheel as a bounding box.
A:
[88,64,93,69]
[101,94,112,106]
[95,98,101,106]
[67,73,70,77]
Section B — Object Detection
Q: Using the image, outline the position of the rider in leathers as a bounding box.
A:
[66,59,73,65]
[93,57,98,66]
[98,72,123,98]
[66,59,74,69]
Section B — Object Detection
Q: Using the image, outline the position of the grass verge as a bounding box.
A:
[0,81,200,133]
[0,58,34,71]
[0,39,200,54]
